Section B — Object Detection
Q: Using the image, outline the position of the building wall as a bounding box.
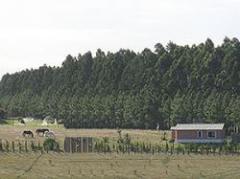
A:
[175,130,224,140]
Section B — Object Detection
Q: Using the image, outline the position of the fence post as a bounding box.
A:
[31,141,35,152]
[18,141,22,153]
[0,139,3,152]
[12,141,15,152]
[25,141,28,152]
[5,140,9,152]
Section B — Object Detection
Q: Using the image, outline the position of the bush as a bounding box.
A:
[176,145,184,154]
[165,141,169,153]
[43,138,59,152]
[161,132,167,141]
[169,139,174,143]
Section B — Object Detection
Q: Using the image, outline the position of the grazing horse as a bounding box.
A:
[22,130,34,138]
[36,128,49,136]
[44,131,55,138]
[18,118,25,125]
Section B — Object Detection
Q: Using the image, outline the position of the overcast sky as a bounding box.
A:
[0,0,239,79]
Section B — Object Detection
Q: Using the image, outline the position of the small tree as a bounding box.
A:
[117,130,124,153]
[165,141,169,153]
[162,132,167,141]
[43,139,59,152]
[176,145,183,154]
[219,145,222,155]
[199,145,204,154]
[124,133,131,153]
[102,137,111,153]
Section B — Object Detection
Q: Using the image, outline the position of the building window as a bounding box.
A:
[197,131,203,138]
[207,131,216,138]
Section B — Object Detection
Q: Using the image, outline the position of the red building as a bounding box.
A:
[171,123,225,143]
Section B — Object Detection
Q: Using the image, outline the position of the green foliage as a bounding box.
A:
[165,141,169,152]
[162,132,167,141]
[117,132,132,153]
[175,145,184,154]
[94,137,111,153]
[0,38,240,129]
[43,138,59,152]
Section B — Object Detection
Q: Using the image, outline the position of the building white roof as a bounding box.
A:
[170,123,224,130]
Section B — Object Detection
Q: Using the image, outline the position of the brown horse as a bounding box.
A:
[36,128,49,136]
[22,130,34,138]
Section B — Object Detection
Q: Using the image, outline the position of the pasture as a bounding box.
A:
[0,119,169,148]
[0,119,240,179]
[1,153,240,179]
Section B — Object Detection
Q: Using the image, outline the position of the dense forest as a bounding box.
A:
[0,37,240,129]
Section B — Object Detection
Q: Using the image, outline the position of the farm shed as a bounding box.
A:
[171,123,225,143]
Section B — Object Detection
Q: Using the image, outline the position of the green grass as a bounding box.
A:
[0,119,15,125]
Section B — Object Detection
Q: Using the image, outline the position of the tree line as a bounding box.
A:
[0,37,240,129]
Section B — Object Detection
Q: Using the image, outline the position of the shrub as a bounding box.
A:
[199,145,204,154]
[211,145,217,154]
[165,141,169,153]
[219,145,223,155]
[193,144,199,153]
[169,139,174,143]
[43,138,59,152]
[176,145,184,154]
[162,132,167,141]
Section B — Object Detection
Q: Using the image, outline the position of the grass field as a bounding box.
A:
[0,119,240,179]
[0,119,169,148]
[1,153,240,179]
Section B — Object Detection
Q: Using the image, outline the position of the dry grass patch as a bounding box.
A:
[0,153,240,179]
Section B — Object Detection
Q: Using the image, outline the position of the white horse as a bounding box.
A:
[44,131,55,138]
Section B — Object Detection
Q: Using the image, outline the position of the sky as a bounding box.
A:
[0,0,239,79]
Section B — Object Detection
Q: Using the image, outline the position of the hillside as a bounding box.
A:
[0,37,240,129]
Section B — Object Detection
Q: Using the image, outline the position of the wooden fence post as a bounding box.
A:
[25,141,28,152]
[0,139,3,152]
[12,141,15,152]
[5,140,9,152]
[18,141,22,153]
